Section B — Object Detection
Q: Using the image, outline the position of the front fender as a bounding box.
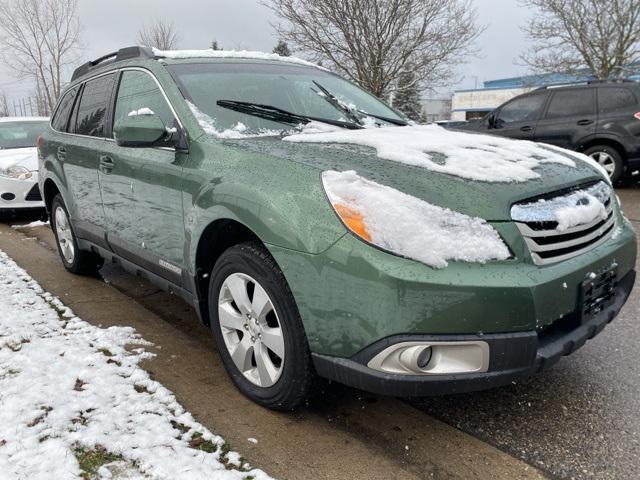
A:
[183,141,346,272]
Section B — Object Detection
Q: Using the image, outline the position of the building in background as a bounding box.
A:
[451,69,640,121]
[421,98,452,123]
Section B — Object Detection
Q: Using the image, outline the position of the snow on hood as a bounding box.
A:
[322,170,511,268]
[284,125,603,183]
[0,147,38,171]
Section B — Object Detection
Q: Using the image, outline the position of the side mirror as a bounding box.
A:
[486,114,496,129]
[114,112,168,148]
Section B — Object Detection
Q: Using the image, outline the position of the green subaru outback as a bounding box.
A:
[38,47,636,410]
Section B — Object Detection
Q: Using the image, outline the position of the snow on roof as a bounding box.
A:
[286,125,585,183]
[322,170,511,268]
[153,48,323,69]
[0,116,49,123]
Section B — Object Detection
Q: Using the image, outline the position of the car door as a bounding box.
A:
[487,92,548,140]
[62,73,117,246]
[99,68,186,283]
[534,88,597,149]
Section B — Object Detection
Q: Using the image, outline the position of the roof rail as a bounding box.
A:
[533,78,639,91]
[587,78,638,84]
[70,46,156,82]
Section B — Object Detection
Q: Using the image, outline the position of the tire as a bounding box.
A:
[208,241,314,411]
[51,194,103,275]
[584,145,624,183]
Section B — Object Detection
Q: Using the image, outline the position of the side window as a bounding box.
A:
[51,88,78,132]
[546,89,595,119]
[496,94,546,125]
[113,70,175,130]
[598,88,637,114]
[73,73,116,137]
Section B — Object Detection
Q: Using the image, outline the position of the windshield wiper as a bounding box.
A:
[312,81,409,127]
[216,100,363,130]
[311,81,364,126]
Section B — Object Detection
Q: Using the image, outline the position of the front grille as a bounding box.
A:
[25,184,42,202]
[512,182,616,265]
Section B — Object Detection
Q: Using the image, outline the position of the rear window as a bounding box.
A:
[546,89,595,119]
[51,88,78,132]
[73,74,116,137]
[598,88,637,114]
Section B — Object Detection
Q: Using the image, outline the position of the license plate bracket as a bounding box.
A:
[579,264,618,322]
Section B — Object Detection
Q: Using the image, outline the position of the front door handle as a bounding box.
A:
[99,155,114,174]
[577,119,594,126]
[57,146,66,162]
[520,125,533,132]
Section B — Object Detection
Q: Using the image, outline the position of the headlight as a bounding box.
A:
[321,170,511,269]
[0,166,32,180]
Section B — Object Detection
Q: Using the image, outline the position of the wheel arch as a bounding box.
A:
[579,137,627,159]
[192,218,265,325]
[42,178,61,216]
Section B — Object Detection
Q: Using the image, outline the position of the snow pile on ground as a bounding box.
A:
[153,48,323,70]
[286,125,580,183]
[0,250,272,480]
[511,181,610,231]
[187,101,282,139]
[322,170,511,268]
[11,220,49,229]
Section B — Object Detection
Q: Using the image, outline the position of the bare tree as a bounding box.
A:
[265,0,482,98]
[0,0,81,115]
[0,91,9,117]
[520,0,640,79]
[137,20,180,50]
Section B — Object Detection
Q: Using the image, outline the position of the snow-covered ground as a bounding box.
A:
[0,250,272,480]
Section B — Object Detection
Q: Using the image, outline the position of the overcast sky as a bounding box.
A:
[0,0,535,103]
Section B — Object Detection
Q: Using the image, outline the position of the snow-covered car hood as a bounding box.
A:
[208,125,609,221]
[0,147,38,172]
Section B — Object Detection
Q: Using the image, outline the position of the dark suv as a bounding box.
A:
[462,81,640,182]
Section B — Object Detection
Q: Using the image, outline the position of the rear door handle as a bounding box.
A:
[577,119,594,126]
[99,155,114,174]
[57,146,66,162]
[520,125,533,132]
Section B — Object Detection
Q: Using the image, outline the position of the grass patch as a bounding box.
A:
[189,432,218,453]
[74,445,122,480]
[134,384,149,394]
[98,348,114,357]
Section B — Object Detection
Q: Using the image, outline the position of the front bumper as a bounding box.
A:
[312,269,635,397]
[0,173,44,211]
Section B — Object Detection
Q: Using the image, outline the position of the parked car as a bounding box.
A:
[434,119,468,128]
[0,117,48,219]
[38,47,636,410]
[460,81,640,182]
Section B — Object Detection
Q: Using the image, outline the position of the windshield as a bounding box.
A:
[0,121,47,149]
[167,62,404,135]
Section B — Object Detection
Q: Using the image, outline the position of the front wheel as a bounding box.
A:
[584,145,624,183]
[208,242,314,410]
[51,194,103,275]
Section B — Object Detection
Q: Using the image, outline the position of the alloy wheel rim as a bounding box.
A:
[589,151,615,176]
[54,206,75,264]
[218,272,285,387]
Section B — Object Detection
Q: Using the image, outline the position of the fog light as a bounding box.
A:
[417,346,432,368]
[367,341,489,375]
[1,192,15,201]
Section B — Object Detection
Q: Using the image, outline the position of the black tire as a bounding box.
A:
[583,145,624,183]
[208,241,314,411]
[50,194,103,275]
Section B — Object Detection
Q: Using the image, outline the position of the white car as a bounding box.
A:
[0,117,49,218]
